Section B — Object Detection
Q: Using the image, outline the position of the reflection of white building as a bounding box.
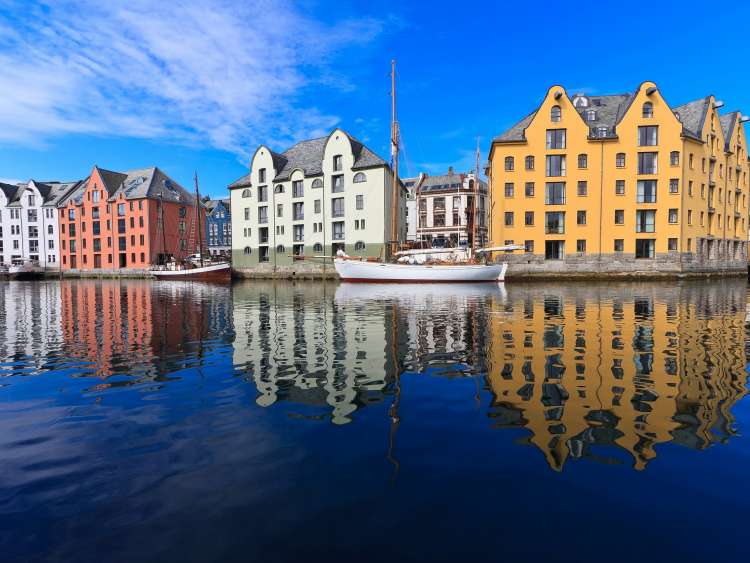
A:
[402,168,488,247]
[231,282,395,425]
[0,179,79,267]
[0,281,63,374]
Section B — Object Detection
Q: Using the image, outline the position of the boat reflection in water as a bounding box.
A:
[232,279,749,471]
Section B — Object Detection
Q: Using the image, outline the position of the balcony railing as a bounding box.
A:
[293,213,304,221]
[545,225,565,234]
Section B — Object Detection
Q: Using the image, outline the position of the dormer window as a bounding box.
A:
[586,110,596,122]
[333,155,343,172]
[572,94,589,108]
[551,105,561,122]
[596,126,608,137]
[642,102,654,118]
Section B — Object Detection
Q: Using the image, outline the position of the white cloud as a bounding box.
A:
[0,0,384,159]
[0,178,22,184]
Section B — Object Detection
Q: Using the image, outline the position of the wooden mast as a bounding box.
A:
[472,138,480,258]
[194,171,204,268]
[389,59,400,259]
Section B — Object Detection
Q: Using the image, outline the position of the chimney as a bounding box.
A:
[448,166,454,175]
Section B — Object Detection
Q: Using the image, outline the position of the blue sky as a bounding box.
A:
[1,0,750,198]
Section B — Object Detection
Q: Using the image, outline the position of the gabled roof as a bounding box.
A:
[95,167,128,196]
[673,97,710,141]
[229,129,389,187]
[720,112,739,151]
[0,181,20,202]
[205,198,231,212]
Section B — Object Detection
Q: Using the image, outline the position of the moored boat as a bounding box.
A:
[151,261,230,281]
[334,257,506,282]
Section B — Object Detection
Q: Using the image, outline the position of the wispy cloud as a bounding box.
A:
[0,0,385,159]
[0,178,22,184]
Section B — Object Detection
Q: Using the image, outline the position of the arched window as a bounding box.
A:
[242,188,251,198]
[354,241,366,251]
[504,156,514,171]
[578,154,588,169]
[551,105,561,122]
[276,244,285,253]
[274,185,284,193]
[616,153,626,167]
[311,178,323,189]
[353,172,367,183]
[243,246,251,255]
[313,243,323,253]
[642,102,653,118]
[47,224,53,234]
[524,156,534,170]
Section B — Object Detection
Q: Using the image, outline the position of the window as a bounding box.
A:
[668,238,678,251]
[332,221,345,240]
[504,183,515,197]
[258,206,268,224]
[578,154,587,169]
[616,153,626,167]
[504,156,514,171]
[258,186,268,202]
[353,172,366,183]
[274,185,284,194]
[586,110,596,121]
[258,168,266,183]
[577,181,587,196]
[550,105,561,122]
[276,244,285,253]
[92,190,100,203]
[545,182,565,205]
[688,210,693,225]
[292,181,303,198]
[614,239,624,252]
[576,210,586,225]
[545,155,566,177]
[546,129,566,149]
[596,126,608,137]
[332,197,345,218]
[689,154,694,169]
[354,241,366,251]
[635,239,655,258]
[117,218,126,233]
[314,243,323,253]
[638,125,658,146]
[545,211,565,234]
[333,155,343,171]
[638,152,658,174]
[332,175,344,193]
[525,211,534,226]
[614,210,624,224]
[244,207,250,221]
[668,208,678,223]
[642,102,653,118]
[669,179,679,193]
[688,180,693,196]
[615,180,625,195]
[314,199,321,214]
[545,240,564,260]
[636,180,657,203]
[576,239,586,253]
[670,151,679,166]
[524,240,534,253]
[117,203,126,216]
[504,212,514,226]
[635,210,656,233]
[312,178,323,189]
[525,182,535,197]
[259,247,269,262]
[293,202,304,220]
[356,194,364,210]
[525,156,535,170]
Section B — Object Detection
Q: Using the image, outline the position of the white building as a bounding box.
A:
[402,168,488,248]
[0,180,79,268]
[229,128,406,272]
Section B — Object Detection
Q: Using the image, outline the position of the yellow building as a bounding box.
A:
[488,81,750,276]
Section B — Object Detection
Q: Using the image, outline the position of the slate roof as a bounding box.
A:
[673,97,710,141]
[4,180,82,207]
[0,181,20,202]
[58,166,195,207]
[229,129,389,187]
[205,198,231,212]
[720,112,738,150]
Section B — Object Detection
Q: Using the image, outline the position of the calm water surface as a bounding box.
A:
[1,279,749,562]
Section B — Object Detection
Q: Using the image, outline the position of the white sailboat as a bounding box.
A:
[333,60,510,283]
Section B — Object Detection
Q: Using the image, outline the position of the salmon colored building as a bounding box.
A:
[57,166,205,271]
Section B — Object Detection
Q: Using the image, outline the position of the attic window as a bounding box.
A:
[551,105,561,122]
[311,179,323,189]
[596,127,608,137]
[586,110,596,122]
[572,95,588,108]
[642,102,654,118]
[242,188,251,198]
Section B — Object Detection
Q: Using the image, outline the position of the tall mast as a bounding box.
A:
[389,59,400,259]
[194,171,204,268]
[472,137,480,256]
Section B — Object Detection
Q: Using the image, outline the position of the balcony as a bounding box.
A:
[294,235,304,242]
[708,206,716,214]
[293,213,304,221]
[545,225,565,234]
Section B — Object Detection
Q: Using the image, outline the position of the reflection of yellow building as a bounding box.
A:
[489,82,749,276]
[486,282,748,471]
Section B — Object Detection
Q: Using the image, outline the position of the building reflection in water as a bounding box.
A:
[486,282,749,471]
[58,279,232,381]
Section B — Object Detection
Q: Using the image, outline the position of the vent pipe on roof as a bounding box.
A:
[646,87,657,95]
[714,100,725,108]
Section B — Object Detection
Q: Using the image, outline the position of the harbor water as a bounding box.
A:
[0,279,749,562]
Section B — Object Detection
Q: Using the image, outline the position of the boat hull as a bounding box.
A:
[151,262,231,281]
[334,259,507,283]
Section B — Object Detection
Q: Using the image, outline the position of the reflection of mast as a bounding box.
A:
[386,301,401,481]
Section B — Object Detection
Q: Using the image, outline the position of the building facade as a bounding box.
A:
[229,128,406,274]
[403,168,488,247]
[205,198,231,257]
[0,179,79,268]
[57,165,204,272]
[489,81,750,276]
